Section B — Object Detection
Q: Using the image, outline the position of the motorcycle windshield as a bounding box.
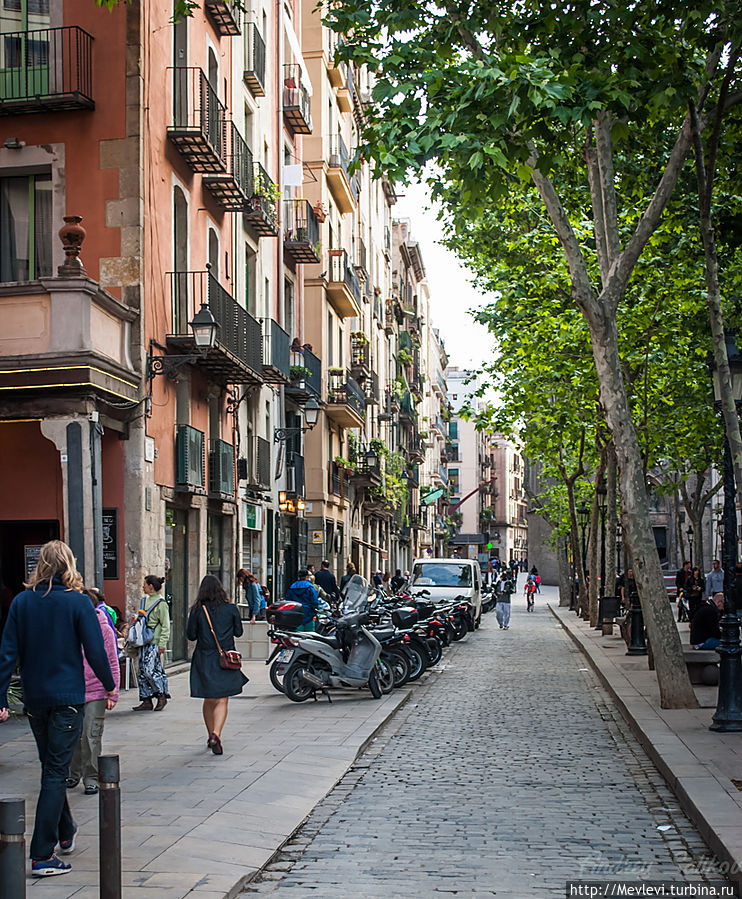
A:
[342,574,370,613]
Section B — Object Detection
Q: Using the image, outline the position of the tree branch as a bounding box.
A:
[584,138,610,285]
[595,112,621,269]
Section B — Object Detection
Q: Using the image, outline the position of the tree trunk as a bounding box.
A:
[690,513,705,575]
[605,444,617,598]
[566,479,588,615]
[556,534,572,607]
[587,313,699,709]
[588,457,606,627]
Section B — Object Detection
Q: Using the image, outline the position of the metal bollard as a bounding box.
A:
[0,798,26,899]
[99,755,121,899]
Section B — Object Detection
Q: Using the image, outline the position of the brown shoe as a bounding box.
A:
[132,699,154,711]
[154,696,168,712]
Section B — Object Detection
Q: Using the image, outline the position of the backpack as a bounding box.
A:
[126,597,163,647]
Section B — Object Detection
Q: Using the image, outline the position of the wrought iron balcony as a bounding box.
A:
[243,22,266,96]
[244,162,278,236]
[350,333,371,380]
[283,64,312,134]
[262,318,290,383]
[204,0,241,36]
[0,26,94,115]
[407,431,426,463]
[167,270,263,384]
[284,200,320,263]
[355,238,368,282]
[326,249,361,318]
[203,123,252,210]
[399,389,416,423]
[168,68,226,173]
[363,371,380,406]
[287,347,322,402]
[326,134,356,213]
[326,369,365,428]
[208,438,235,496]
[328,461,351,498]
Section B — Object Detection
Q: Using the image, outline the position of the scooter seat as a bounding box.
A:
[372,628,397,642]
[306,632,340,649]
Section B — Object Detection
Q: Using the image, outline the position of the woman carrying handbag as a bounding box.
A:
[186,575,248,755]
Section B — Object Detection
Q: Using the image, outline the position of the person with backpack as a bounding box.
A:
[131,575,170,711]
[495,573,514,629]
[284,569,320,632]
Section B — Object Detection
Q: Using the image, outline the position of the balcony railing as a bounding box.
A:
[204,0,241,36]
[327,369,366,419]
[0,26,94,115]
[328,249,361,306]
[262,318,290,382]
[283,64,312,134]
[245,162,278,236]
[350,333,370,376]
[243,22,266,96]
[168,270,263,383]
[209,438,234,496]
[355,238,368,281]
[363,371,379,406]
[284,199,320,263]
[168,67,226,173]
[328,461,351,497]
[326,134,356,212]
[203,122,253,210]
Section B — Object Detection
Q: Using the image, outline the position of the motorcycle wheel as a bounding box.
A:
[385,650,410,687]
[269,659,286,694]
[404,644,426,681]
[283,657,320,703]
[425,637,442,667]
[376,657,395,694]
[368,668,382,699]
[451,616,469,641]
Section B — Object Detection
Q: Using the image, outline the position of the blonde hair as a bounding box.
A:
[25,540,84,595]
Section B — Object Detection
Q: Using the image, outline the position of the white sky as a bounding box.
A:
[392,178,495,372]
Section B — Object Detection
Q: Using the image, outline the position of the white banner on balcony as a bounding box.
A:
[283,164,303,186]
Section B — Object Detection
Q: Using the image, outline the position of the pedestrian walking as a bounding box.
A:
[0,540,116,877]
[284,569,320,631]
[495,574,514,629]
[67,588,120,795]
[705,559,724,598]
[314,559,340,602]
[237,569,263,623]
[685,567,705,620]
[675,560,691,598]
[390,569,405,592]
[131,574,171,712]
[187,575,249,755]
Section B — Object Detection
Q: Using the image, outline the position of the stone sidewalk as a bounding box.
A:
[549,590,742,890]
[0,659,409,898]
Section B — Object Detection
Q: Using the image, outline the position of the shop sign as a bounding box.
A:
[311,530,323,544]
[102,508,119,579]
[24,544,43,580]
[242,502,263,531]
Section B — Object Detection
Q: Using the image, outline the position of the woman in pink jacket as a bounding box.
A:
[67,588,120,794]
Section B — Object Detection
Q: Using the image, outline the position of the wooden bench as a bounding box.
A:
[682,646,719,686]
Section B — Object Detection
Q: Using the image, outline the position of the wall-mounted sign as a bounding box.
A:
[312,530,323,544]
[242,502,263,531]
[24,544,43,581]
[102,508,119,579]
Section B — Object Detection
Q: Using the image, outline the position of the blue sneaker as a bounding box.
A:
[59,825,78,855]
[31,855,72,876]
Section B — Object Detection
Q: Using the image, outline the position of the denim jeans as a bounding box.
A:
[495,602,511,628]
[26,704,84,860]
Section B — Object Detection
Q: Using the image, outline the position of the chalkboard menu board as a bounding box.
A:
[102,508,118,580]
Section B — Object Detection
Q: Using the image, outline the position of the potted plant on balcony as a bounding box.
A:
[334,455,355,474]
[313,201,328,223]
[398,347,413,366]
[289,364,312,389]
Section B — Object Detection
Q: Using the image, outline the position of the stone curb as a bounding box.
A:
[549,603,742,891]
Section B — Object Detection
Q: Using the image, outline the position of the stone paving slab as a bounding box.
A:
[0,658,409,897]
[551,595,742,890]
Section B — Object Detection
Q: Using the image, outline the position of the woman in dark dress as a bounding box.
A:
[186,575,248,755]
[685,567,705,620]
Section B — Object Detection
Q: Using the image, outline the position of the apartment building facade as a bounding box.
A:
[0,0,448,658]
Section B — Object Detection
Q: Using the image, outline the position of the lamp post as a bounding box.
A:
[146,303,219,393]
[616,522,623,576]
[577,500,589,615]
[596,479,608,630]
[708,333,742,732]
[273,397,320,442]
[687,525,694,567]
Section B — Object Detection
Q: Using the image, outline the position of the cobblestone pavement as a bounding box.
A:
[243,599,731,898]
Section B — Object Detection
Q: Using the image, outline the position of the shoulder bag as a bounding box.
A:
[202,605,242,671]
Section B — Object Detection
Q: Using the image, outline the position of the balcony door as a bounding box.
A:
[0,173,52,282]
[1,0,51,100]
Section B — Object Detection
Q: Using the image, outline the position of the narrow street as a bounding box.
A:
[246,592,729,898]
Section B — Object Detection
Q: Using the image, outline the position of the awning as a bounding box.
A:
[449,533,487,545]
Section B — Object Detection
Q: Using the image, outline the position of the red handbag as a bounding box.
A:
[202,606,243,671]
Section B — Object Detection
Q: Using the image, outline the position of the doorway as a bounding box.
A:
[165,507,189,661]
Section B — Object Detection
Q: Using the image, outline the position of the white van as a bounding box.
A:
[409,558,482,626]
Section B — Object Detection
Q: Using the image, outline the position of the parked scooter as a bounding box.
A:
[277,575,386,702]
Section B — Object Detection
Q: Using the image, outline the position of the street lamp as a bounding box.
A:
[146,304,219,390]
[686,525,694,567]
[595,479,608,630]
[577,500,589,572]
[708,332,742,732]
[274,397,320,442]
[189,303,219,348]
[365,446,379,473]
[616,522,623,575]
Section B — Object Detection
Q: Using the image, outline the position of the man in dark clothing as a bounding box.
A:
[284,569,320,631]
[390,569,405,592]
[314,560,339,602]
[0,557,115,877]
[675,560,691,597]
[690,593,723,649]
